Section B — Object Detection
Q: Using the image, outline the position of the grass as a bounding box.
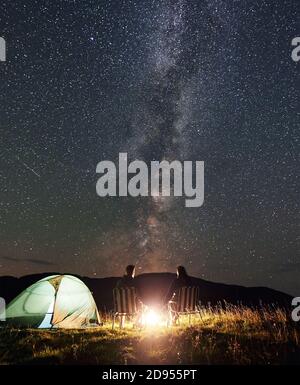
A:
[0,304,299,365]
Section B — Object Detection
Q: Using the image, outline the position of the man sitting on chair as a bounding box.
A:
[116,264,137,289]
[116,264,143,317]
[164,266,192,324]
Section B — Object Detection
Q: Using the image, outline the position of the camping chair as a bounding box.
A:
[112,287,138,329]
[169,286,200,326]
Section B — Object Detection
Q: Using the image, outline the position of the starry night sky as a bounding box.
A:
[0,0,299,295]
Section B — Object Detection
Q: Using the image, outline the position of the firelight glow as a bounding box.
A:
[141,308,163,327]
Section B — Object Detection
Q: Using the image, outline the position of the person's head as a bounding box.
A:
[125,264,135,278]
[177,265,187,278]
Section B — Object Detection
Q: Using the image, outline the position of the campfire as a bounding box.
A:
[140,306,167,328]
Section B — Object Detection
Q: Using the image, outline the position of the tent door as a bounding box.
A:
[38,298,55,328]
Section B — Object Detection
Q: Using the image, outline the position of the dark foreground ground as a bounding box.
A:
[1,305,299,365]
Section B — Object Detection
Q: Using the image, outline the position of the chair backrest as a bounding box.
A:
[177,286,199,313]
[113,287,137,314]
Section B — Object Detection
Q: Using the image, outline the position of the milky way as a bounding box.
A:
[0,0,299,295]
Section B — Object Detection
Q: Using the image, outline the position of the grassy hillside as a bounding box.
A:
[0,305,299,365]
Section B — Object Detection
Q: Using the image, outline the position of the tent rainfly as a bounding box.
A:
[5,274,101,328]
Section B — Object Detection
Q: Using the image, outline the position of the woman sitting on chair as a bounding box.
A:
[164,266,192,324]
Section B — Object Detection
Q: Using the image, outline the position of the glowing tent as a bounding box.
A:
[5,275,100,328]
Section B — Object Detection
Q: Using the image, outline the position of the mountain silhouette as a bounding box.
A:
[0,272,292,311]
